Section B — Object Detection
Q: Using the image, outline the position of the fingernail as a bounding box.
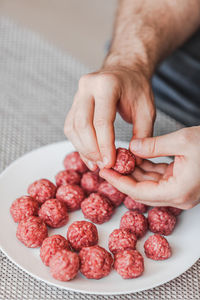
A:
[88,160,95,170]
[103,157,108,166]
[131,139,142,153]
[97,161,104,169]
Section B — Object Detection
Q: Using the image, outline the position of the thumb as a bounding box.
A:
[130,129,185,158]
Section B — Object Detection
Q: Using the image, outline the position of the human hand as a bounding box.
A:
[64,66,155,170]
[100,126,200,209]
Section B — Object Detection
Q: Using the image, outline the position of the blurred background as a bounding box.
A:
[0,0,117,68]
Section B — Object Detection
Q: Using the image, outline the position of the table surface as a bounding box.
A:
[0,17,199,300]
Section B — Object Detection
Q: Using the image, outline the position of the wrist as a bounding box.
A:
[102,42,155,80]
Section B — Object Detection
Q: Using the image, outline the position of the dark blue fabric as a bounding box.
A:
[152,30,200,126]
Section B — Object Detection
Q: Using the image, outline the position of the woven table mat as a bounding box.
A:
[0,17,199,300]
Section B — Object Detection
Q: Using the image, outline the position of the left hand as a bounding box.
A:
[100,126,200,209]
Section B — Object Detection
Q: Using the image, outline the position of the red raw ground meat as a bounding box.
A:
[38,199,68,228]
[108,228,137,254]
[56,184,85,211]
[120,211,148,238]
[81,193,114,224]
[55,170,81,186]
[40,235,70,266]
[166,206,182,216]
[81,171,103,194]
[144,234,172,260]
[16,216,48,248]
[67,221,98,252]
[123,196,148,213]
[98,181,125,207]
[113,148,135,175]
[114,249,144,279]
[50,249,79,281]
[148,207,176,236]
[79,245,113,279]
[64,151,88,174]
[28,179,56,204]
[10,195,39,222]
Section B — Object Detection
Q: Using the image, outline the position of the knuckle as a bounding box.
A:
[74,116,88,131]
[78,74,92,89]
[95,73,120,92]
[179,128,192,145]
[83,150,99,161]
[94,117,107,128]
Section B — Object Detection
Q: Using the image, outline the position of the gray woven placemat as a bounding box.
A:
[0,17,199,300]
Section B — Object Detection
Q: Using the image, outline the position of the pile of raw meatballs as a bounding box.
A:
[10,148,182,281]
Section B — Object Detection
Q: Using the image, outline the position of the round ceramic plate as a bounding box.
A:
[0,141,199,295]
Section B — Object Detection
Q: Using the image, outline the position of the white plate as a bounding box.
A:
[0,141,199,295]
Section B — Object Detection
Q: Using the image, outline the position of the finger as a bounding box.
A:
[79,153,98,171]
[72,92,102,163]
[93,85,119,168]
[132,167,162,182]
[99,168,175,202]
[138,159,169,174]
[132,94,155,139]
[130,129,186,158]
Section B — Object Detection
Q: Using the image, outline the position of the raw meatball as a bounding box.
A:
[10,195,39,223]
[67,221,98,251]
[144,234,172,260]
[28,179,56,204]
[148,207,176,236]
[81,171,103,194]
[40,235,70,266]
[56,184,85,211]
[50,249,79,281]
[79,245,113,279]
[166,206,182,216]
[113,148,135,175]
[81,193,114,224]
[98,181,125,207]
[16,216,48,248]
[120,211,148,238]
[108,228,137,254]
[114,249,144,279]
[55,170,81,186]
[38,199,68,228]
[123,196,148,213]
[64,151,88,174]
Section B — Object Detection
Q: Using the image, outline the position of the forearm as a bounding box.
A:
[104,0,200,77]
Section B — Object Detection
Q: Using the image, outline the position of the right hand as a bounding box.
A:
[64,66,155,170]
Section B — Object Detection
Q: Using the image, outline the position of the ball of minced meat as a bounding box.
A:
[55,170,81,186]
[98,181,125,207]
[123,196,148,213]
[113,148,135,175]
[148,207,176,236]
[50,249,79,281]
[16,216,48,248]
[79,245,113,279]
[40,235,70,266]
[81,193,114,224]
[56,184,85,211]
[28,179,56,204]
[108,228,137,254]
[64,151,88,174]
[10,195,39,223]
[114,249,144,279]
[144,234,172,260]
[81,171,103,194]
[67,221,98,252]
[38,199,68,228]
[165,206,182,216]
[120,211,148,238]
